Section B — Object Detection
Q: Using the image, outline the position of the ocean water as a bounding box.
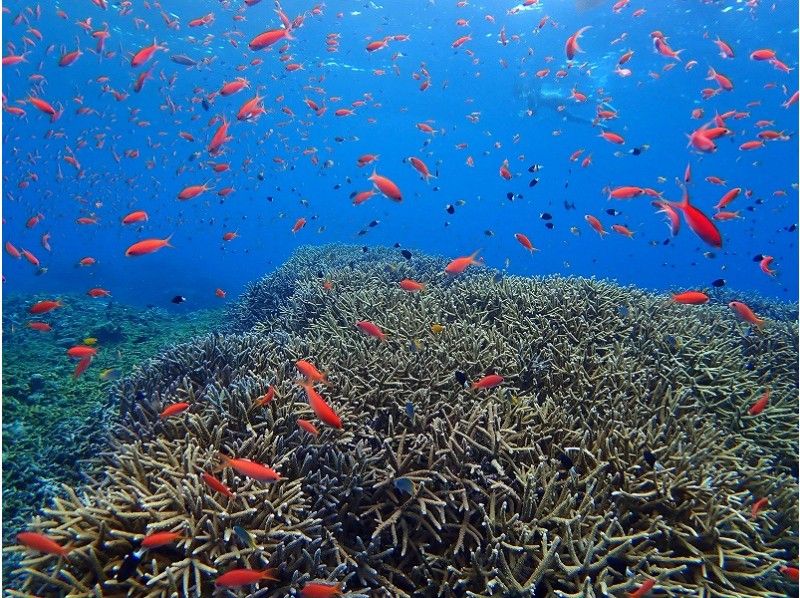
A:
[2,0,798,596]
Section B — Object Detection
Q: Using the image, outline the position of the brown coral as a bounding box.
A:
[8,245,798,597]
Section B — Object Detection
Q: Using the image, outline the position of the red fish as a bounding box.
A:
[626,579,655,598]
[748,388,770,416]
[73,357,93,379]
[672,291,708,305]
[125,236,173,257]
[122,210,148,224]
[17,532,70,557]
[218,454,281,482]
[29,300,63,314]
[514,233,538,254]
[87,288,111,298]
[750,496,769,518]
[445,250,483,275]
[399,279,425,292]
[141,531,183,549]
[297,418,320,436]
[471,374,503,390]
[160,402,190,418]
[565,26,591,60]
[356,320,386,341]
[668,183,722,248]
[729,301,765,330]
[298,380,342,429]
[609,186,644,200]
[759,255,776,277]
[131,39,165,67]
[296,360,330,385]
[301,582,343,598]
[249,28,292,51]
[215,568,278,588]
[201,472,234,498]
[292,217,307,233]
[67,346,97,359]
[28,322,53,332]
[369,170,403,202]
[779,566,799,582]
[584,214,607,237]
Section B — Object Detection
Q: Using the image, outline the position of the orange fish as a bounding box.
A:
[399,279,425,292]
[29,300,63,314]
[759,255,776,277]
[28,322,53,332]
[369,170,403,201]
[748,388,770,416]
[301,582,343,598]
[131,39,165,67]
[472,374,503,390]
[584,214,607,237]
[17,532,70,557]
[626,579,655,598]
[254,386,275,407]
[565,26,591,60]
[514,233,538,254]
[750,496,769,518]
[215,568,278,588]
[67,346,97,359]
[729,301,765,330]
[141,531,184,549]
[125,236,173,257]
[356,320,386,341]
[178,181,213,200]
[297,418,320,436]
[201,472,234,498]
[292,217,307,233]
[122,210,149,224]
[249,27,292,50]
[445,250,482,275]
[298,380,342,429]
[218,453,281,482]
[160,402,190,418]
[672,291,708,305]
[73,357,93,379]
[296,360,330,385]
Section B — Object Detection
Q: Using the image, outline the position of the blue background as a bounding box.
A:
[2,0,797,309]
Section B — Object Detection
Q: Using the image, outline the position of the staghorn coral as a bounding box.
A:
[8,245,798,597]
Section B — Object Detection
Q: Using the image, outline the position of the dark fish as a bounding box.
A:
[754,198,765,205]
[446,204,455,214]
[528,163,542,173]
[484,229,494,237]
[529,178,539,187]
[545,222,554,229]
[171,295,187,304]
[201,98,210,111]
[333,183,341,190]
[643,449,657,468]
[788,224,797,232]
[454,371,467,386]
[752,254,763,261]
[617,305,629,318]
[506,192,515,200]
[540,212,552,220]
[564,200,576,210]
[357,229,368,236]
[361,246,369,252]
[557,452,573,469]
[116,548,145,582]
[711,278,726,288]
[401,249,412,260]
[606,208,621,216]
[405,401,414,420]
[368,220,380,227]
[233,525,257,549]
[394,477,415,495]
[170,54,198,66]
[629,147,642,156]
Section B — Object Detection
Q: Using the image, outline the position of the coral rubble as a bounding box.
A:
[7,245,798,597]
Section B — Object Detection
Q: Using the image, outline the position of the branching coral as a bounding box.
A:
[8,245,798,597]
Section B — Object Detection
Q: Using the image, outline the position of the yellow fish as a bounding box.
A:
[431,323,445,334]
[83,337,98,345]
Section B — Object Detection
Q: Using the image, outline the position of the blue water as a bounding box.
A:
[2,0,797,309]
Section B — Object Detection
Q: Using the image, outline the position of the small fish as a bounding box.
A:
[141,531,183,549]
[116,548,145,582]
[711,278,726,288]
[83,337,98,345]
[394,477,415,494]
[748,388,770,416]
[171,295,187,304]
[750,496,769,518]
[431,323,445,334]
[729,301,765,330]
[400,249,412,260]
[301,581,343,598]
[454,370,468,386]
[215,568,278,588]
[626,579,655,598]
[297,418,320,436]
[356,320,387,341]
[232,525,258,549]
[405,401,415,420]
[99,368,120,381]
[471,374,504,390]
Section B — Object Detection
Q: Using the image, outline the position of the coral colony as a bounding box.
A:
[7,246,798,597]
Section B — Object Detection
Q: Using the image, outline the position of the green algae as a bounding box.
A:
[1,294,222,561]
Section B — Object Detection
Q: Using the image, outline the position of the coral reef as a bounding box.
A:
[7,245,798,597]
[1,294,222,581]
